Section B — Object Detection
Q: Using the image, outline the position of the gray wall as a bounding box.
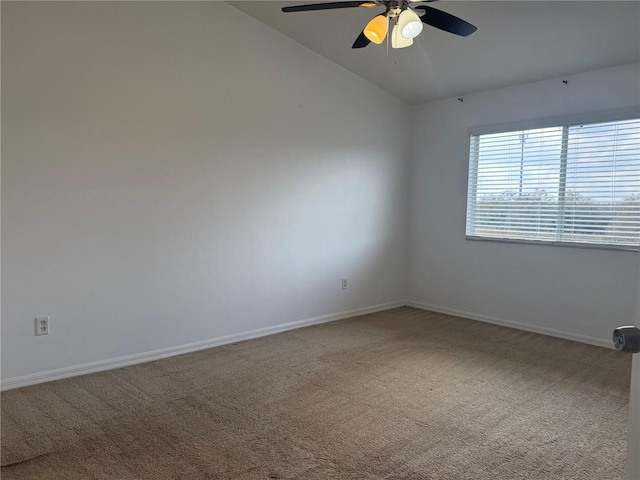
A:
[407,63,640,346]
[1,2,411,385]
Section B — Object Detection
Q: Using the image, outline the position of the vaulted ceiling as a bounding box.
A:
[228,1,640,104]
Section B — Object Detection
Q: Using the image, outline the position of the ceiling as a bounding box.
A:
[228,1,640,105]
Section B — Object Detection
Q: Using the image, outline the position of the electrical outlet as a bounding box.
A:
[35,316,50,336]
[342,278,348,290]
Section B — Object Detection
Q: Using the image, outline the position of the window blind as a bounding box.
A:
[466,118,640,249]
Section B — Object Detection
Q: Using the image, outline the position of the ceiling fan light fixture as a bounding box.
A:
[398,9,423,39]
[363,14,388,44]
[391,25,413,48]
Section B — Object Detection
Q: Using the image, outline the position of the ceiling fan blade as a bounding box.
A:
[414,5,477,37]
[352,31,371,49]
[282,2,375,13]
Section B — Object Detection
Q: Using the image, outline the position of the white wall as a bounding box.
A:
[1,2,411,386]
[408,63,640,346]
[3,2,638,389]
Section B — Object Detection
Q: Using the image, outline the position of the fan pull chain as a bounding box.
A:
[394,17,398,64]
[386,16,389,58]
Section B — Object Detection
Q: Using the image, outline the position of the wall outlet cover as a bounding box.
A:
[35,316,50,336]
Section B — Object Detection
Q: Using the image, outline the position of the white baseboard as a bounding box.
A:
[2,299,613,391]
[406,300,613,349]
[0,300,405,391]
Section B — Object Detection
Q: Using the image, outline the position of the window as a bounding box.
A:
[466,115,640,249]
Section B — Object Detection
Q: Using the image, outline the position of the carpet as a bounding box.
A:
[1,307,631,479]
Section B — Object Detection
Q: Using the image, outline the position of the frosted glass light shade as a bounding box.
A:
[398,9,423,39]
[364,15,388,44]
[391,25,413,48]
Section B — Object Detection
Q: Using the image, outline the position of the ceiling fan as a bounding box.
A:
[282,1,477,49]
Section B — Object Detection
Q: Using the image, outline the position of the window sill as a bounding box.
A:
[465,235,639,252]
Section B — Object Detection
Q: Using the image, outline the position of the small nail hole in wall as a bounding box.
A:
[562,80,568,84]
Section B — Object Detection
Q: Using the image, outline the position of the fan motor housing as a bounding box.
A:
[386,1,408,17]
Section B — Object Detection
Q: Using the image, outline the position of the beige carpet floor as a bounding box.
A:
[0,307,632,479]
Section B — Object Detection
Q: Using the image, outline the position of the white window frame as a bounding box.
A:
[465,107,640,252]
